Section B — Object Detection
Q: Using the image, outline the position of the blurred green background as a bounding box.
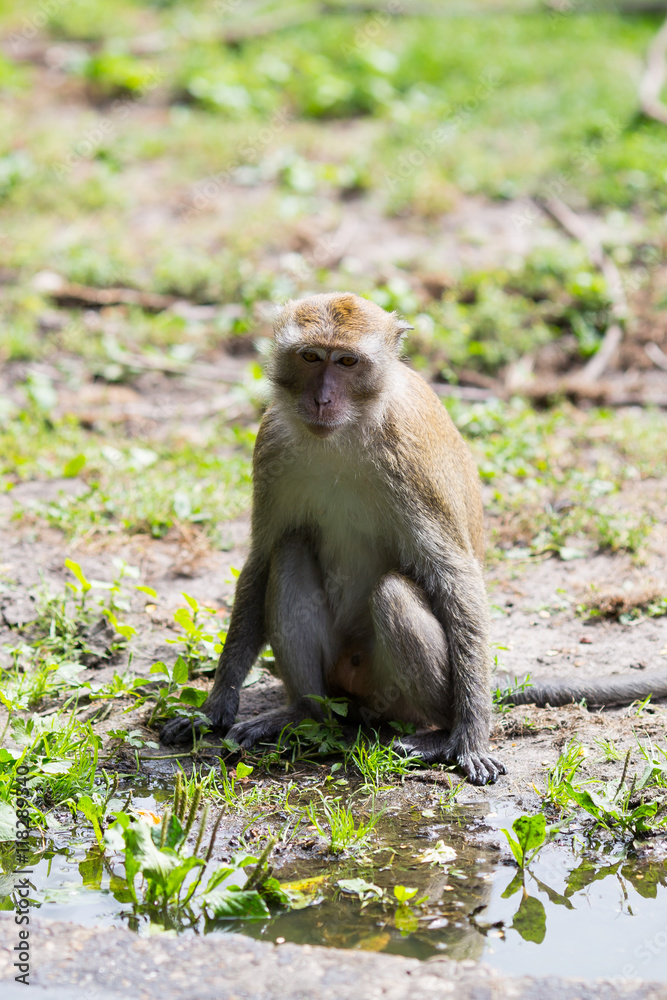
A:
[0,0,666,557]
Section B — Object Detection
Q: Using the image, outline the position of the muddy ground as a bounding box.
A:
[1,257,667,1000]
[1,355,666,808]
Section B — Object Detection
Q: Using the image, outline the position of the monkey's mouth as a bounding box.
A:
[302,418,342,438]
[298,408,346,436]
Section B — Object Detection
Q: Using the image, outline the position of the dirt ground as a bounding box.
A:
[1,367,666,808]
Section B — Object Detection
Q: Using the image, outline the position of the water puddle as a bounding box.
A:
[3,787,667,983]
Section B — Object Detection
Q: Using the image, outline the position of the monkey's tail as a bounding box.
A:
[500,670,667,709]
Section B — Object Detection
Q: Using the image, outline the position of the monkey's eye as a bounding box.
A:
[300,351,320,363]
[337,356,358,367]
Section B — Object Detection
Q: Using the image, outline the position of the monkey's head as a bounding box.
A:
[269,292,412,437]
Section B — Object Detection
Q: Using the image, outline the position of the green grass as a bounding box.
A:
[0,404,252,542]
[305,792,382,855]
[0,4,665,379]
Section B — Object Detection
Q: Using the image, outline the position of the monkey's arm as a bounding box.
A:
[429,554,500,783]
[161,554,269,744]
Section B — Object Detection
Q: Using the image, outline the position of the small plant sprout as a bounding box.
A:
[563,749,667,838]
[306,793,381,855]
[167,593,225,673]
[502,814,548,870]
[146,656,209,732]
[65,559,92,611]
[544,739,588,810]
[595,738,623,763]
[393,885,418,903]
[348,736,423,791]
[493,672,533,712]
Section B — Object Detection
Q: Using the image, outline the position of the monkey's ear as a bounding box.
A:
[391,315,413,347]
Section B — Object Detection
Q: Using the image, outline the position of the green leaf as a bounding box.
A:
[172,655,189,685]
[151,813,186,851]
[136,585,158,598]
[63,454,86,478]
[336,877,383,899]
[203,867,237,893]
[395,904,419,935]
[182,592,199,613]
[512,893,546,944]
[501,829,524,866]
[393,885,418,903]
[501,871,524,899]
[40,760,73,775]
[173,608,195,632]
[164,856,205,899]
[150,661,170,677]
[0,802,18,841]
[65,558,91,593]
[329,699,348,717]
[121,819,180,892]
[79,847,104,891]
[202,888,270,920]
[236,762,254,779]
[513,813,546,857]
[178,687,208,707]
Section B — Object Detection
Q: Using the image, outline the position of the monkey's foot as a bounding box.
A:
[227,703,314,749]
[160,715,212,745]
[160,693,239,745]
[396,730,506,785]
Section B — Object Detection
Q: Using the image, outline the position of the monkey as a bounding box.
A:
[162,290,503,785]
[160,291,667,783]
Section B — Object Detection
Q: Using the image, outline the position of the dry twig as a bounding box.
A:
[639,15,667,126]
[538,196,627,381]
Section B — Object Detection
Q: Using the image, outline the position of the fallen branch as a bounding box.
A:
[645,341,667,371]
[639,15,667,126]
[431,384,500,402]
[538,196,628,381]
[103,348,242,383]
[39,276,177,312]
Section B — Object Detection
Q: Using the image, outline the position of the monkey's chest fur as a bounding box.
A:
[269,448,395,639]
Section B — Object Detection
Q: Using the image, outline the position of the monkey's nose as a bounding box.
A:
[314,396,331,409]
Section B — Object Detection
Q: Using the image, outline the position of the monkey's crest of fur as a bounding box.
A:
[273,292,412,358]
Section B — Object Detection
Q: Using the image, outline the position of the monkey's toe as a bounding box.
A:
[226,718,266,748]
[161,715,210,745]
[459,753,506,785]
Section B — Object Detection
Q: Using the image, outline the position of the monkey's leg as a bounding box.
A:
[226,535,335,749]
[369,572,505,786]
[161,553,268,745]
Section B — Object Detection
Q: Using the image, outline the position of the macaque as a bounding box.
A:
[161,292,667,782]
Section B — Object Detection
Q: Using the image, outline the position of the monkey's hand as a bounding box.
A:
[160,692,239,746]
[396,727,506,786]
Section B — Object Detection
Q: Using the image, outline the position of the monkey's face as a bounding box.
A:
[280,344,382,437]
[269,292,412,437]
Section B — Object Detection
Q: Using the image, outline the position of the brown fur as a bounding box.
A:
[162,292,503,784]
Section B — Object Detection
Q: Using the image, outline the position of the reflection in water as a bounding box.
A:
[2,807,667,980]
